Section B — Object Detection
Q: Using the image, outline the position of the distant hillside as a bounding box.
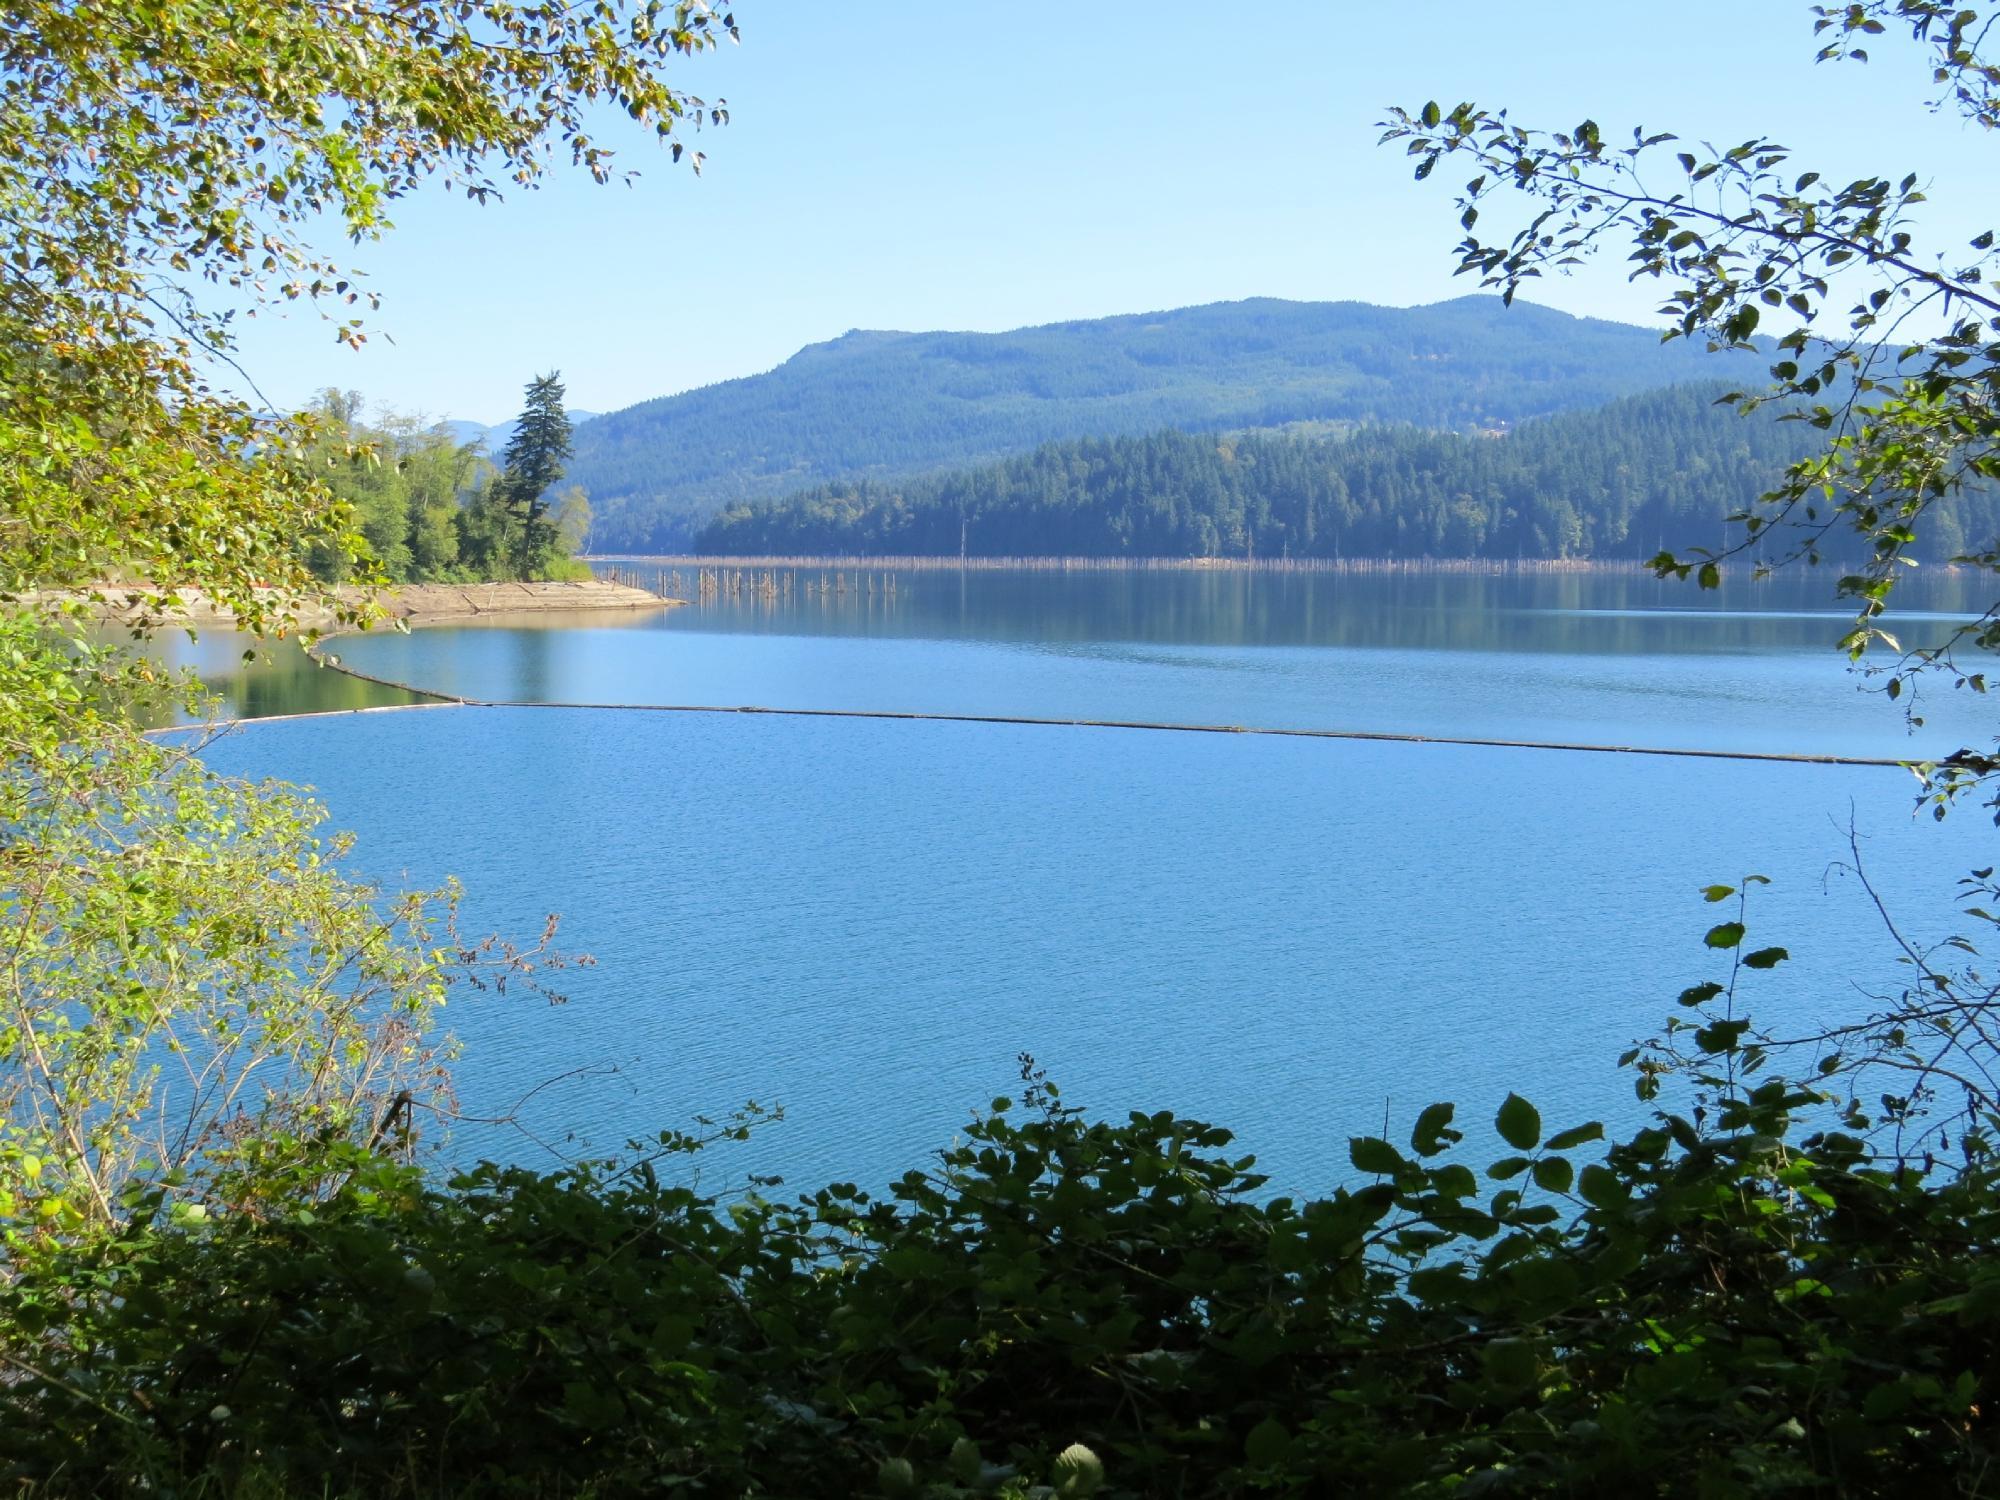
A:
[575,296,1764,551]
[699,383,2000,564]
[443,411,600,455]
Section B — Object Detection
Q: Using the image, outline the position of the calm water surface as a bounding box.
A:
[306,567,1997,758]
[179,568,1999,1193]
[139,628,419,721]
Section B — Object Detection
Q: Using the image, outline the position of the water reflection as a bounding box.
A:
[111,629,423,724]
[109,611,680,726]
[595,560,1983,656]
[507,626,557,705]
[106,567,2000,763]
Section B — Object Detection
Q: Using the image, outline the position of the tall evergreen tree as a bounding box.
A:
[498,372,575,577]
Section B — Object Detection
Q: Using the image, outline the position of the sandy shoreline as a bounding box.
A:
[45,579,680,629]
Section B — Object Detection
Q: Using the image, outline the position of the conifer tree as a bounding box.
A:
[498,372,576,577]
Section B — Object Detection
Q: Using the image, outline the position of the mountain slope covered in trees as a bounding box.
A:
[696,383,1999,562]
[577,297,1765,550]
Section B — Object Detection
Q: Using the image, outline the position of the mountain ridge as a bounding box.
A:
[568,296,1768,551]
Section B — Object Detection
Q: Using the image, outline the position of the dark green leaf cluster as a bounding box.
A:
[7,1071,1998,1497]
[695,383,1950,562]
[577,297,1762,552]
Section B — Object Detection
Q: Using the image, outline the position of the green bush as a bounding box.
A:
[5,1047,1997,1498]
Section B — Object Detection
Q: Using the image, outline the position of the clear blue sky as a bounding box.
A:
[231,2,1995,424]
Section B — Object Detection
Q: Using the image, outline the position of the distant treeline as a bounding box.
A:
[697,383,1997,562]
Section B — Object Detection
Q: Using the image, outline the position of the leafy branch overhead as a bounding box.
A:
[0,0,732,625]
[1383,1,2000,808]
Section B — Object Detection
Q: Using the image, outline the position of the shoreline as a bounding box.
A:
[351,580,681,626]
[53,578,681,629]
[591,554,1968,578]
[592,554,1689,575]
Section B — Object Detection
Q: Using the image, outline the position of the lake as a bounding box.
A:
[184,566,1996,1193]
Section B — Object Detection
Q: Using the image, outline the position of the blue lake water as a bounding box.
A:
[187,568,1998,1194]
[322,566,1994,759]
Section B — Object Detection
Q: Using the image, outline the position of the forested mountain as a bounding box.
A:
[577,297,1765,550]
[696,383,2000,563]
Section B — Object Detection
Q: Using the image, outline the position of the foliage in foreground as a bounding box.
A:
[0,0,728,1242]
[0,613,480,1238]
[3,1047,1997,1499]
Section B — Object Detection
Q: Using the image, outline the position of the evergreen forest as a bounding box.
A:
[697,383,1992,562]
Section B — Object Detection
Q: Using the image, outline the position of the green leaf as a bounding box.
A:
[1244,1418,1292,1466]
[1531,1157,1574,1194]
[1481,1338,1540,1390]
[1545,1121,1604,1151]
[1431,1163,1479,1198]
[1053,1443,1105,1497]
[1495,1093,1541,1151]
[1349,1136,1404,1175]
[1695,1018,1750,1053]
[1578,1163,1628,1208]
[949,1439,983,1485]
[1410,1101,1458,1157]
[1704,922,1746,949]
[1742,946,1790,969]
[1702,884,1735,902]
